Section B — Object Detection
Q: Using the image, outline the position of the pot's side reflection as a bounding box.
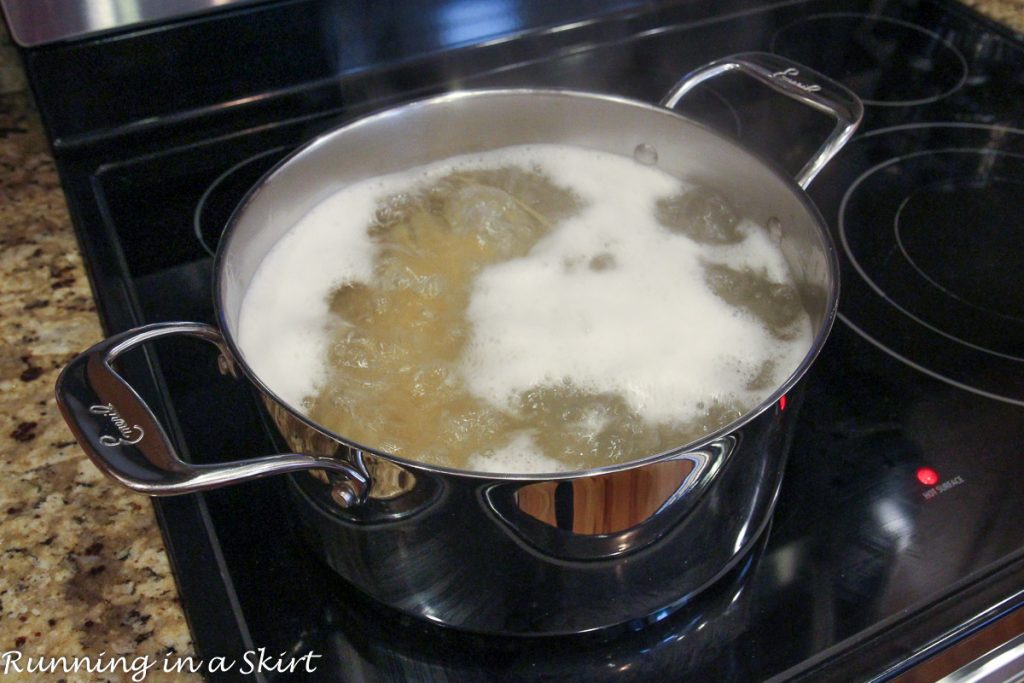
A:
[511,456,700,534]
[275,394,793,635]
[483,448,718,561]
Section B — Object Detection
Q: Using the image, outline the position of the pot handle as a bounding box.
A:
[660,51,863,188]
[54,322,369,505]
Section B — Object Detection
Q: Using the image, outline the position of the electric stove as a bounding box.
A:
[8,0,1024,679]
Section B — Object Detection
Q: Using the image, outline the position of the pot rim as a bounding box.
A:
[212,87,841,482]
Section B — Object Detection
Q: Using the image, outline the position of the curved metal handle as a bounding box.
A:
[54,322,369,505]
[661,52,863,188]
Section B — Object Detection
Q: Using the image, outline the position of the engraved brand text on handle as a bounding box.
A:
[772,67,822,93]
[89,404,144,446]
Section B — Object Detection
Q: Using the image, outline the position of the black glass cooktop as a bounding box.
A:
[18,0,1024,679]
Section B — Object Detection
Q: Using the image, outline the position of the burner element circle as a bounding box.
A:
[770,13,968,107]
[194,146,293,257]
[815,123,1024,405]
[840,147,1024,362]
[895,176,1024,323]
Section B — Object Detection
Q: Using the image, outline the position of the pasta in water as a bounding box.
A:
[238,145,811,473]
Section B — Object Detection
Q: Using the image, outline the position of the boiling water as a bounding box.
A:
[238,145,813,474]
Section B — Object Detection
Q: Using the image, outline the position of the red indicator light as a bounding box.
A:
[916,467,940,486]
[778,395,787,411]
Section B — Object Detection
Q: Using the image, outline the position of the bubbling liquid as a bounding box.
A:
[237,145,814,474]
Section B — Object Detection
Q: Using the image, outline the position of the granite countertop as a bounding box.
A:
[0,3,1022,681]
[961,0,1024,28]
[0,27,196,683]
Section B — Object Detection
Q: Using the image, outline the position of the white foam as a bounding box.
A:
[459,148,810,424]
[238,144,814,471]
[467,432,570,473]
[709,219,792,283]
[236,147,569,407]
[237,186,380,407]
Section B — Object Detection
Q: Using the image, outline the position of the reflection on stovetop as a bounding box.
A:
[148,318,1024,682]
[231,481,768,682]
[39,0,1024,679]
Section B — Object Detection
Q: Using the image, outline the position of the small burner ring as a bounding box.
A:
[894,176,1024,324]
[839,148,1024,362]
[816,122,1024,406]
[194,146,293,256]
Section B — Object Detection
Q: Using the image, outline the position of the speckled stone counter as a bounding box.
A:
[0,2,1021,682]
[962,0,1024,31]
[0,28,197,683]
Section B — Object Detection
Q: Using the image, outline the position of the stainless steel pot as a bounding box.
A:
[56,53,861,635]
